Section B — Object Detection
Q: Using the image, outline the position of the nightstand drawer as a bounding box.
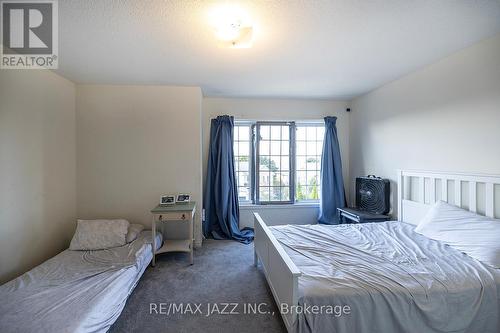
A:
[155,212,190,221]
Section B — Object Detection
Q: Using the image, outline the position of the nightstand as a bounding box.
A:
[151,202,196,266]
[337,207,391,224]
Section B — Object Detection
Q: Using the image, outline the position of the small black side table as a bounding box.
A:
[337,207,391,224]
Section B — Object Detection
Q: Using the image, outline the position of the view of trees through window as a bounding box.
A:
[296,125,324,200]
[233,121,324,204]
[257,124,291,203]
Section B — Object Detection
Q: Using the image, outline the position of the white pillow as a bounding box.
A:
[415,201,500,268]
[126,223,145,243]
[69,219,130,250]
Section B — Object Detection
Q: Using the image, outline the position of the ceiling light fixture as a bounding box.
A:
[208,5,254,48]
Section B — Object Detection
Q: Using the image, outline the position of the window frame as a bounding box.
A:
[294,121,324,203]
[255,121,295,205]
[233,119,324,205]
[233,122,254,204]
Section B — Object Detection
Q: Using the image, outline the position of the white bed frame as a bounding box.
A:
[397,169,499,224]
[254,169,500,332]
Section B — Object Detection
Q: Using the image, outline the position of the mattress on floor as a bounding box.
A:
[270,222,500,333]
[0,230,162,333]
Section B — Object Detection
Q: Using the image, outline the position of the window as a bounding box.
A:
[295,124,324,201]
[256,123,293,204]
[233,120,324,204]
[234,123,252,202]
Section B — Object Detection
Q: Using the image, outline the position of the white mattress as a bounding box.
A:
[0,230,161,333]
[270,222,500,333]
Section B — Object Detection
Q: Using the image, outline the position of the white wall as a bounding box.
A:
[202,97,350,228]
[350,33,500,218]
[0,70,76,284]
[76,85,203,246]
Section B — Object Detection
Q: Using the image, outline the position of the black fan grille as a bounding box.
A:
[358,180,387,214]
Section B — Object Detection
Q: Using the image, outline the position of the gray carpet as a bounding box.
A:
[110,239,286,333]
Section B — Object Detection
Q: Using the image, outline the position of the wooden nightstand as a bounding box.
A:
[151,202,196,266]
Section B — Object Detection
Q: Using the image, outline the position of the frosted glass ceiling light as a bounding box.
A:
[209,5,254,48]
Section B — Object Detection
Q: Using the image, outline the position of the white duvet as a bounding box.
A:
[270,222,500,333]
[0,231,161,333]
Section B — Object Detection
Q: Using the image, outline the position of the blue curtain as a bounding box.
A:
[203,115,254,244]
[318,116,346,224]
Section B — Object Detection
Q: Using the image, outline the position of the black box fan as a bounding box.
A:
[355,175,390,215]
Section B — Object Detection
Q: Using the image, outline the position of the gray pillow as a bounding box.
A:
[69,219,130,250]
[126,223,145,243]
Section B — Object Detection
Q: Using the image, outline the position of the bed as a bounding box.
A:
[254,170,500,333]
[0,230,162,333]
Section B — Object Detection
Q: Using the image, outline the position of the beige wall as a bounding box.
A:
[0,70,76,284]
[76,85,203,246]
[350,33,500,218]
[202,97,350,227]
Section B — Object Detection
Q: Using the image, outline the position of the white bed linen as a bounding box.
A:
[270,222,500,333]
[0,231,161,333]
[415,201,500,268]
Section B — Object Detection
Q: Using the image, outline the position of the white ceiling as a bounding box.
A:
[56,0,500,99]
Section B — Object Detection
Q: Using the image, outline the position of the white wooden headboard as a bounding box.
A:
[397,170,500,224]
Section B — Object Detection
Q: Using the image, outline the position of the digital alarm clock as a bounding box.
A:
[176,194,190,203]
[160,195,175,205]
